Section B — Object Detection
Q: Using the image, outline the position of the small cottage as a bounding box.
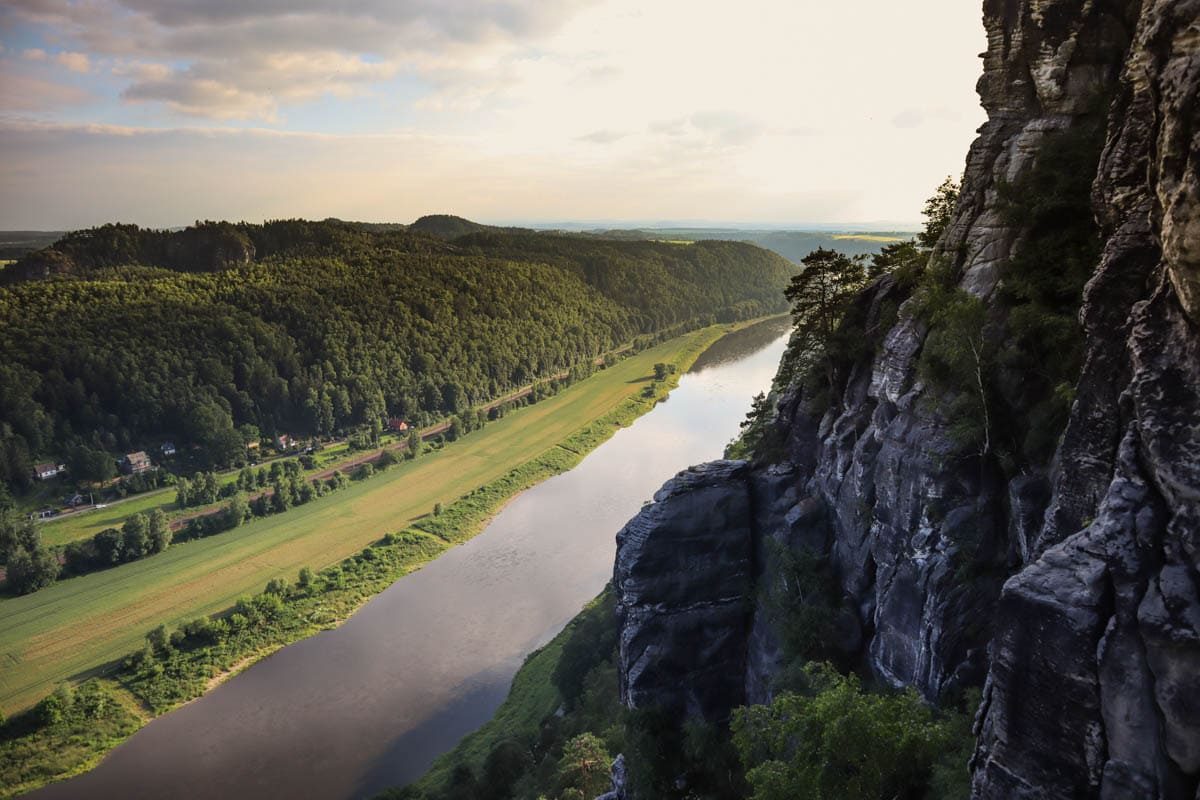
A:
[33,462,60,480]
[122,451,152,474]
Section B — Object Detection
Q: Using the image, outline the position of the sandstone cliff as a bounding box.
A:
[612,1,1199,797]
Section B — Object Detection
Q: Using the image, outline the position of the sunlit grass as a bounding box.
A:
[0,321,765,715]
[831,234,908,242]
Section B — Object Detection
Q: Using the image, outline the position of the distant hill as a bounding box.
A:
[0,230,66,261]
[408,214,533,240]
[0,217,794,488]
[586,227,916,262]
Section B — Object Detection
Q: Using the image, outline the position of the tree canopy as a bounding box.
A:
[0,220,793,491]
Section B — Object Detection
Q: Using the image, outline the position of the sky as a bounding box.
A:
[0,1,988,230]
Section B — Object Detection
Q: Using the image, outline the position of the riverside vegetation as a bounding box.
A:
[0,317,757,798]
[389,179,996,800]
[393,8,1183,796]
[0,219,791,493]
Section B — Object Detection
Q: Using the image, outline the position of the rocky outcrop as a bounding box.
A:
[614,461,755,723]
[973,2,1200,797]
[593,754,628,800]
[610,0,1200,797]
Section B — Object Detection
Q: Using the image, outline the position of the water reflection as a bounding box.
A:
[31,320,791,800]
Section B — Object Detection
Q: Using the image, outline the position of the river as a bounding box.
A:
[31,318,791,800]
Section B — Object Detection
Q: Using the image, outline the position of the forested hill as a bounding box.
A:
[0,219,792,490]
[408,214,533,239]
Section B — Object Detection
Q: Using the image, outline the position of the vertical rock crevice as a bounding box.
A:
[608,1,1199,797]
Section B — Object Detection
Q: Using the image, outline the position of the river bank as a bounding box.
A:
[3,316,787,799]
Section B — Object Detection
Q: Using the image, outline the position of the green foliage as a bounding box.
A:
[0,680,140,799]
[120,530,446,714]
[993,121,1105,464]
[411,589,623,800]
[927,689,981,800]
[869,240,926,288]
[780,248,868,394]
[909,121,1104,468]
[731,664,954,800]
[916,286,993,456]
[0,220,791,490]
[0,511,59,595]
[66,445,116,483]
[121,513,151,560]
[551,591,617,711]
[147,508,170,553]
[407,429,423,459]
[555,733,612,799]
[759,542,844,674]
[176,471,222,508]
[918,177,960,249]
[725,391,773,460]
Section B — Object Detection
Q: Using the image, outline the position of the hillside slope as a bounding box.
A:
[606,1,1199,798]
[0,222,793,491]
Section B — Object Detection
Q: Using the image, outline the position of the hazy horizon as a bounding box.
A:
[1,1,985,230]
[0,216,924,234]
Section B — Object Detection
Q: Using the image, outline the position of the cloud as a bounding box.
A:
[111,60,171,82]
[687,111,763,146]
[576,129,626,144]
[892,109,925,128]
[120,51,400,121]
[3,0,597,120]
[123,76,282,122]
[55,51,91,72]
[0,0,990,227]
[20,47,90,72]
[0,73,92,110]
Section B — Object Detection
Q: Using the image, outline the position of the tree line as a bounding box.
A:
[0,219,792,493]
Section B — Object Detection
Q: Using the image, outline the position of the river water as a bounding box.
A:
[31,318,791,800]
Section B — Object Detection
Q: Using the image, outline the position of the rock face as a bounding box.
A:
[614,461,755,723]
[610,0,1200,797]
[972,2,1200,797]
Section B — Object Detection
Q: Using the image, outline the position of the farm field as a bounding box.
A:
[0,322,749,714]
[35,442,369,549]
[831,233,908,242]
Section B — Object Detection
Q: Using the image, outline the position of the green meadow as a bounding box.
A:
[0,321,755,715]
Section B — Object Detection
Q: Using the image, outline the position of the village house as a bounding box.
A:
[32,462,62,481]
[160,441,176,456]
[121,451,152,474]
[388,418,409,432]
[275,434,297,450]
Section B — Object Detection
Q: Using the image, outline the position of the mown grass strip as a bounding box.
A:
[0,318,770,797]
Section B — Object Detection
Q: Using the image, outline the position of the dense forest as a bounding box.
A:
[0,219,792,491]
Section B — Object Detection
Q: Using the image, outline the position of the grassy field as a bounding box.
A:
[0,322,756,715]
[832,233,907,243]
[36,439,370,549]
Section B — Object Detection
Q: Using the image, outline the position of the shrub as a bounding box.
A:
[732,663,953,800]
